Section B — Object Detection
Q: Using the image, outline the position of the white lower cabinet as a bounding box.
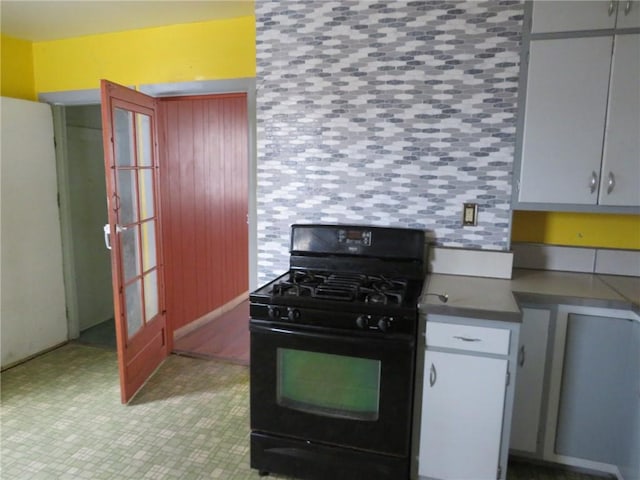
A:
[419,351,507,480]
[416,315,519,480]
[508,303,640,480]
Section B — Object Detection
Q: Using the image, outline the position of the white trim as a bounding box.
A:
[39,88,100,105]
[51,106,80,339]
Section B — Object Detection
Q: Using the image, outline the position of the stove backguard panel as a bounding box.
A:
[256,0,524,284]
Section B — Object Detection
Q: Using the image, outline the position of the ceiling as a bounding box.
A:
[0,0,254,42]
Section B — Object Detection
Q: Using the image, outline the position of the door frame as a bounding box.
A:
[44,77,257,341]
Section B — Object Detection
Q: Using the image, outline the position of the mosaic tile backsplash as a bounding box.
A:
[256,0,524,283]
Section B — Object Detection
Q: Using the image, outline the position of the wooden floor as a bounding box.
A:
[173,300,250,365]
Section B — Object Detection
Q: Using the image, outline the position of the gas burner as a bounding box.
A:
[291,271,328,285]
[365,292,388,305]
[272,282,314,297]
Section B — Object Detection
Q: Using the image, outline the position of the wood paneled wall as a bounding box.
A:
[158,94,248,333]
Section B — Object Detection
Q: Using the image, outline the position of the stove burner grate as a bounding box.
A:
[270,270,409,305]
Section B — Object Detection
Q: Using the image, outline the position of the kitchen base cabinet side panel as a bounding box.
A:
[510,307,552,455]
[418,350,508,480]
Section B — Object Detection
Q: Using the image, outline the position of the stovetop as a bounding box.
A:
[250,269,424,336]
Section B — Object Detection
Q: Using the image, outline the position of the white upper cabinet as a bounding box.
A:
[599,34,640,206]
[616,0,640,27]
[532,1,640,33]
[519,36,613,204]
[517,1,640,210]
[532,1,617,32]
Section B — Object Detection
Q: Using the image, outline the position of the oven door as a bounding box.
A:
[250,322,416,456]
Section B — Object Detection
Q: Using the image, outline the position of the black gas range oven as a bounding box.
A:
[250,224,426,480]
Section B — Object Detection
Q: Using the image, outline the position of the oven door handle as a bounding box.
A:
[250,323,414,347]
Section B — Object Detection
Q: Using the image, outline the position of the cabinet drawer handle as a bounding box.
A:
[625,0,632,15]
[453,335,481,342]
[518,345,526,367]
[606,172,616,194]
[429,363,437,387]
[608,0,616,16]
[589,171,598,193]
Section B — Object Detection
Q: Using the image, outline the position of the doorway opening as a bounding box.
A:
[51,80,256,367]
[59,104,115,349]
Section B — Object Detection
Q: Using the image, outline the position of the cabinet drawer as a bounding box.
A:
[426,322,511,355]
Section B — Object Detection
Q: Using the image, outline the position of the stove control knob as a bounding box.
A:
[377,317,391,333]
[356,315,369,329]
[287,308,301,322]
[268,306,281,320]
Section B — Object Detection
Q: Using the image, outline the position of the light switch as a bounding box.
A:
[462,203,478,226]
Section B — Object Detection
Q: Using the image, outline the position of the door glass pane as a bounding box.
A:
[121,225,141,282]
[277,349,381,421]
[116,169,139,225]
[144,270,159,321]
[136,113,152,167]
[114,108,134,167]
[138,169,155,220]
[125,280,143,338]
[141,220,157,272]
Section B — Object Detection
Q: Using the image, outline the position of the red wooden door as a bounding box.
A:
[100,80,167,403]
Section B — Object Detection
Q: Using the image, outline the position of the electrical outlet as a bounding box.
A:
[462,203,478,226]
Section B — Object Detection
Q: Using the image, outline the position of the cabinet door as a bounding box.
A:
[599,34,640,207]
[616,0,640,28]
[519,37,612,204]
[510,308,551,453]
[555,314,635,466]
[419,350,507,480]
[619,319,640,480]
[531,1,617,33]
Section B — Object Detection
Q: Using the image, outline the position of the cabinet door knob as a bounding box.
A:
[589,171,598,194]
[625,0,632,15]
[606,172,616,194]
[518,345,526,367]
[429,363,437,387]
[608,0,616,16]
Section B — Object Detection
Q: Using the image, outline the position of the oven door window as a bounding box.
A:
[277,348,380,421]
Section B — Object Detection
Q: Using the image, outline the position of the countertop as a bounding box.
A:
[419,268,640,322]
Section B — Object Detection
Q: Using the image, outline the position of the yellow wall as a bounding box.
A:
[0,34,36,100]
[32,16,255,93]
[512,211,640,250]
[4,17,637,252]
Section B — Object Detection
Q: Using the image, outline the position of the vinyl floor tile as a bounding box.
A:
[0,343,605,480]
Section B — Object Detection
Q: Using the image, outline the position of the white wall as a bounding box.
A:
[1,97,67,368]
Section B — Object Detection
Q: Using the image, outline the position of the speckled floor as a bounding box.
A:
[0,344,606,480]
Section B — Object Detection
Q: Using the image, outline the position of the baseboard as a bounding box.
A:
[173,291,249,340]
[0,341,69,372]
